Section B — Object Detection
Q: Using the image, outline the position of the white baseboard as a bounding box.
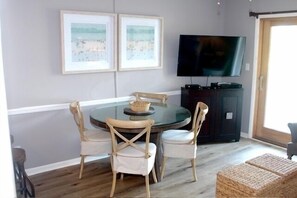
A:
[240,132,249,138]
[26,155,109,176]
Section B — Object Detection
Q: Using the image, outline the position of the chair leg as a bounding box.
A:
[161,156,168,179]
[287,154,292,160]
[79,155,85,179]
[145,175,150,198]
[191,158,197,181]
[110,172,117,197]
[152,166,158,183]
[120,173,124,180]
[109,155,113,170]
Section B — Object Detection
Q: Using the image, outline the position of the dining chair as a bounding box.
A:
[287,123,297,159]
[69,101,112,179]
[106,118,157,198]
[161,102,208,181]
[133,92,168,104]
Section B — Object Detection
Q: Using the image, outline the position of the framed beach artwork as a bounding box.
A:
[118,14,163,71]
[61,11,117,74]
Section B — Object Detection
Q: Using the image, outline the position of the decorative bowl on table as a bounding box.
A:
[129,101,151,112]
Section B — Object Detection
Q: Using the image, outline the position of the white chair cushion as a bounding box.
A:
[84,129,111,142]
[80,129,112,155]
[113,155,156,176]
[163,143,197,158]
[113,142,156,175]
[81,140,112,155]
[162,129,194,144]
[117,142,156,158]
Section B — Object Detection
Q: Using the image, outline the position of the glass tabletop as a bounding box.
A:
[90,102,191,132]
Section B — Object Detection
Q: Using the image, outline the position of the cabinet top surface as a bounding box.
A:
[181,87,243,91]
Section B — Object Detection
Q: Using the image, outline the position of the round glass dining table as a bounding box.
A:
[90,102,191,133]
[89,101,191,182]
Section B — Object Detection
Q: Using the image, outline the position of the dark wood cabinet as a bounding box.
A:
[181,87,243,143]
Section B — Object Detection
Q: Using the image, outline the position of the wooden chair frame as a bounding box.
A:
[106,118,157,198]
[70,101,111,179]
[161,102,208,181]
[191,102,208,145]
[133,92,168,104]
[70,101,86,141]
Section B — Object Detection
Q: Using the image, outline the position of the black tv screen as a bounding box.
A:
[177,35,246,76]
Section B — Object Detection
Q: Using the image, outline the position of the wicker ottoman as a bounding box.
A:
[246,153,297,197]
[216,163,282,197]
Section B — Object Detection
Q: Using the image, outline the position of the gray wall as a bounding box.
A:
[2,0,297,169]
[1,0,224,108]
[1,0,225,169]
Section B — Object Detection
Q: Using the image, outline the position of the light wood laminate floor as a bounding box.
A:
[30,138,290,198]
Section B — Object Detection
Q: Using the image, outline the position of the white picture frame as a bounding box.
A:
[118,14,163,71]
[61,10,117,74]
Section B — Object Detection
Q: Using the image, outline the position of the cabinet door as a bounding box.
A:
[215,89,243,142]
[181,88,216,143]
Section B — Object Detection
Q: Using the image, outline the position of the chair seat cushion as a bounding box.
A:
[84,129,111,142]
[162,129,194,144]
[117,142,156,158]
[113,142,156,175]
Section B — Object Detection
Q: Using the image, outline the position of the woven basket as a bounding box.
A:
[246,153,297,197]
[216,163,282,197]
[130,101,150,112]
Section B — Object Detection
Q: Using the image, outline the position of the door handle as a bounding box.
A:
[259,75,264,91]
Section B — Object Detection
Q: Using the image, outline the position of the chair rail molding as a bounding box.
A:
[8,90,181,116]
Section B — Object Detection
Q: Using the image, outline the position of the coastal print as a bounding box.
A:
[119,15,163,70]
[126,25,154,60]
[71,23,107,62]
[61,11,116,74]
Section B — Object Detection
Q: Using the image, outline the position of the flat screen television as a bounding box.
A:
[177,35,246,77]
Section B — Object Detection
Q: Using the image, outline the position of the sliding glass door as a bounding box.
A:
[254,16,297,147]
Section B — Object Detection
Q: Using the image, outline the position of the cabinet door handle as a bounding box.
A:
[259,75,264,91]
